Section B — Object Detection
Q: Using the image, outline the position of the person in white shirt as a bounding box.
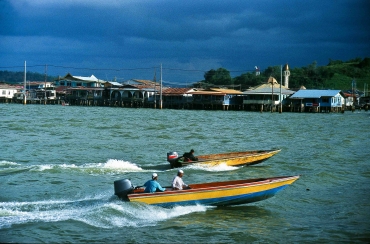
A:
[172,169,190,190]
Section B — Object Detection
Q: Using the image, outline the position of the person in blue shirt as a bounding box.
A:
[144,173,166,193]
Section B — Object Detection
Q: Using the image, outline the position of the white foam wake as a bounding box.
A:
[0,196,210,229]
[30,159,144,174]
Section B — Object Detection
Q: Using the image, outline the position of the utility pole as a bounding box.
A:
[352,79,356,112]
[23,61,27,105]
[153,69,157,109]
[271,77,274,113]
[44,64,47,105]
[160,63,163,109]
[279,65,282,113]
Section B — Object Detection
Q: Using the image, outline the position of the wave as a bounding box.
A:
[0,159,145,175]
[0,195,210,229]
[0,159,241,176]
[185,162,241,172]
[0,160,19,166]
[0,160,31,176]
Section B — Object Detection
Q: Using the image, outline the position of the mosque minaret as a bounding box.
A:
[283,63,290,88]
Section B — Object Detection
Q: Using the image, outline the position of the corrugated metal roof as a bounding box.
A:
[289,89,342,99]
[246,82,288,91]
[59,73,106,83]
[131,84,157,89]
[162,87,193,94]
[210,88,243,94]
[125,79,157,86]
[243,87,294,95]
[108,82,122,86]
[189,88,242,95]
[342,92,356,98]
[0,84,22,89]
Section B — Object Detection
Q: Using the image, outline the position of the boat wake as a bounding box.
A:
[185,162,240,172]
[0,160,239,176]
[0,159,145,175]
[0,194,210,229]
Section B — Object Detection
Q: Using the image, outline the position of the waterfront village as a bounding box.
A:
[0,64,369,113]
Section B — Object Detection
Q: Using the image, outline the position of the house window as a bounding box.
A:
[322,98,329,103]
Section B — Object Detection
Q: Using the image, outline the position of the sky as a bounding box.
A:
[1,0,369,86]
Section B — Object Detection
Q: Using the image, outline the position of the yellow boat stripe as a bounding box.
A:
[129,176,297,205]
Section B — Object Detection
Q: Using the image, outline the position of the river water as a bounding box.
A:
[1,104,369,243]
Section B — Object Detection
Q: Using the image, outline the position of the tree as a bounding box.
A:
[194,57,370,90]
[263,66,281,78]
[358,57,370,68]
[204,69,216,83]
[233,72,265,89]
[203,68,231,85]
[328,59,343,66]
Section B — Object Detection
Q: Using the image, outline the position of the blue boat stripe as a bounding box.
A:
[153,185,288,207]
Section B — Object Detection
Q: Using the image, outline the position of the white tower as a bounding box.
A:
[283,63,290,88]
[255,66,260,76]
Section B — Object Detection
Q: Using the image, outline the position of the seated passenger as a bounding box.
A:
[144,173,166,193]
[172,170,190,190]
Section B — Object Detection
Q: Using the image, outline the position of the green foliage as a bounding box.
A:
[199,57,370,91]
[328,59,343,66]
[232,72,265,90]
[358,58,370,68]
[203,68,232,86]
[263,66,281,77]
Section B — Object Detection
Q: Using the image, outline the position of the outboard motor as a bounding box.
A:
[114,178,134,200]
[167,151,182,168]
[167,152,179,162]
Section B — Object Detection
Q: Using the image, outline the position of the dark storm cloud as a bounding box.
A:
[1,0,369,83]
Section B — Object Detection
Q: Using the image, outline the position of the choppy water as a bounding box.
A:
[1,104,369,243]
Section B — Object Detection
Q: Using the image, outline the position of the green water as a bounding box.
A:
[1,104,369,243]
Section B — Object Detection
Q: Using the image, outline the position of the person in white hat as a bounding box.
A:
[172,169,190,190]
[143,173,166,193]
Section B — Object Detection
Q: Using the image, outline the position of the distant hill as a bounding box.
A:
[0,70,57,84]
[289,58,370,90]
[320,58,370,91]
[207,57,370,91]
[1,58,369,91]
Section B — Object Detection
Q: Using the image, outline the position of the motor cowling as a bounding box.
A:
[167,152,179,162]
[114,178,134,200]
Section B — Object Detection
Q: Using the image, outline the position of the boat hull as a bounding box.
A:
[176,149,281,168]
[127,175,299,208]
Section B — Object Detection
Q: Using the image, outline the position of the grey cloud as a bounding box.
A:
[1,0,369,83]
